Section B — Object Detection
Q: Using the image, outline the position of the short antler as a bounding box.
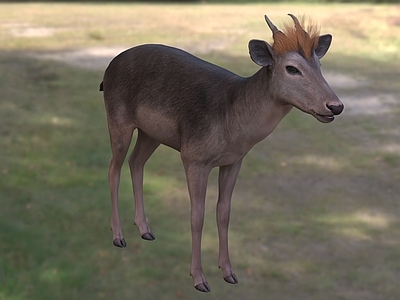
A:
[288,13,302,30]
[264,15,279,33]
[264,15,285,40]
[287,13,311,54]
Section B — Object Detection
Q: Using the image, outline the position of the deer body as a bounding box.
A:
[101,14,343,292]
[104,44,290,160]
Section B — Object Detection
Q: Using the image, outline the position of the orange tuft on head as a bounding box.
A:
[271,14,320,60]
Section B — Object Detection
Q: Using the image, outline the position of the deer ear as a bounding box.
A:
[249,39,275,67]
[315,34,332,59]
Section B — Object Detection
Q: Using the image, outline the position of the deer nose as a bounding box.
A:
[326,103,344,115]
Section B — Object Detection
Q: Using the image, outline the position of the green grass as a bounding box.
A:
[1,3,400,300]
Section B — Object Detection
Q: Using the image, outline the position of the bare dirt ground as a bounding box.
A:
[30,46,393,117]
[6,21,395,118]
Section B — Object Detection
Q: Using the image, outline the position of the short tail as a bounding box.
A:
[99,81,104,91]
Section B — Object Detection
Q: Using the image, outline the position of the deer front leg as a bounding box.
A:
[217,159,242,285]
[183,161,212,293]
[129,129,160,241]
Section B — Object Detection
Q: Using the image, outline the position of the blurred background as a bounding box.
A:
[1,1,399,299]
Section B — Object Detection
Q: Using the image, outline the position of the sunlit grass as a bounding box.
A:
[318,210,394,241]
[0,3,399,63]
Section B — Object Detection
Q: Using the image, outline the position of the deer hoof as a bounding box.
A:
[113,238,126,248]
[141,232,155,241]
[195,282,211,293]
[224,273,239,284]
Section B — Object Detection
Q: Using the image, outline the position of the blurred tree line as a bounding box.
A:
[4,0,400,3]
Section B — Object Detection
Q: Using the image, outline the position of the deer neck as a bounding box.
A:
[227,67,292,146]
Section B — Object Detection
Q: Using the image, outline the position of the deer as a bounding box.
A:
[100,14,344,292]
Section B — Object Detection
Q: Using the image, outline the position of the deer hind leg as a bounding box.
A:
[108,123,135,248]
[182,160,212,293]
[217,159,242,285]
[128,129,160,241]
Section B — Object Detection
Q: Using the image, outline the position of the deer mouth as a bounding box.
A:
[312,111,335,123]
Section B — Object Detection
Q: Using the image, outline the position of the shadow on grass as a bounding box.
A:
[0,49,399,300]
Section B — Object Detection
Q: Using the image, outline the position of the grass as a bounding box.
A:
[1,2,400,300]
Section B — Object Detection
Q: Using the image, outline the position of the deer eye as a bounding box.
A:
[286,66,302,76]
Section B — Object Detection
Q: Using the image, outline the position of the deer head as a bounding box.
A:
[249,14,344,123]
